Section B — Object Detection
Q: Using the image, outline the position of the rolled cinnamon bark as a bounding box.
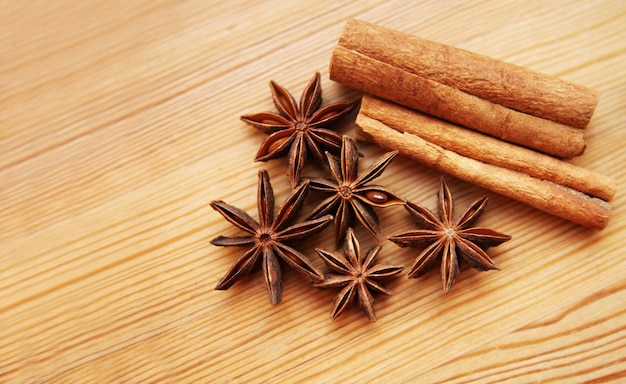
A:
[337,19,599,130]
[355,114,612,229]
[360,96,616,201]
[330,46,586,159]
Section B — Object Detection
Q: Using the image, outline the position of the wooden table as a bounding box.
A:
[2,1,625,382]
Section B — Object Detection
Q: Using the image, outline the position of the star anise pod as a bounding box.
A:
[210,169,333,305]
[241,72,360,187]
[313,228,404,322]
[308,135,404,244]
[389,178,511,293]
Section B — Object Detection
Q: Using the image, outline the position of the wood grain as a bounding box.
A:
[1,1,625,383]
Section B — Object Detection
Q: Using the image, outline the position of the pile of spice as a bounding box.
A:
[211,72,510,321]
[210,20,615,321]
[332,19,615,229]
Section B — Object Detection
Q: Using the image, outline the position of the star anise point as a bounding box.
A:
[313,228,403,322]
[210,169,333,304]
[309,136,404,245]
[390,177,511,293]
[241,72,360,187]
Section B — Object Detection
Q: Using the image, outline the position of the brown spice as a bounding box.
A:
[355,114,613,229]
[334,19,599,130]
[389,178,511,293]
[210,169,333,305]
[307,135,404,245]
[313,227,404,321]
[241,72,360,187]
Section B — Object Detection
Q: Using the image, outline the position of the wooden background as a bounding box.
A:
[1,1,625,383]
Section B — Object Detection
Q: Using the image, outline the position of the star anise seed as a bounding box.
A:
[313,228,404,322]
[210,169,333,305]
[308,135,404,245]
[389,178,511,293]
[241,72,360,187]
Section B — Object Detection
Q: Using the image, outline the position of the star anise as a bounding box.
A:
[389,178,511,293]
[241,72,360,187]
[308,135,404,244]
[313,228,404,321]
[210,169,333,305]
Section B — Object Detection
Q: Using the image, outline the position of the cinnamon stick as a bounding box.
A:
[355,114,612,229]
[337,19,599,129]
[330,46,586,159]
[360,96,616,201]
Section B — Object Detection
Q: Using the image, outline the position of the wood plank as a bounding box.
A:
[1,1,624,382]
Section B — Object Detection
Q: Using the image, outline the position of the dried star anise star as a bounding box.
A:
[210,169,333,305]
[308,135,404,244]
[241,72,359,187]
[389,178,512,293]
[313,228,404,322]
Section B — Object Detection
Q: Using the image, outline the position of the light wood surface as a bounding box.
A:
[2,1,625,383]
